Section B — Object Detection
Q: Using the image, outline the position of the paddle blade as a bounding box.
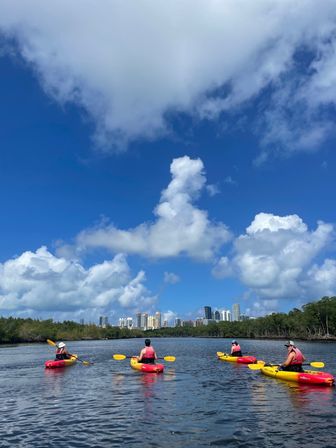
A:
[47,339,56,347]
[82,361,91,366]
[216,352,225,357]
[310,361,324,368]
[163,356,175,362]
[113,354,127,361]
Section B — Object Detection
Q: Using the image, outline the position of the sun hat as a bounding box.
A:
[284,340,295,347]
[58,342,66,348]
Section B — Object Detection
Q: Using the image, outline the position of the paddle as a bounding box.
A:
[248,361,325,370]
[113,354,176,362]
[46,339,93,365]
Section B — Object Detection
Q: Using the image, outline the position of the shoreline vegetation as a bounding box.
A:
[0,296,335,345]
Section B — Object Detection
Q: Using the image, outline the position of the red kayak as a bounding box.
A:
[45,354,77,369]
[130,356,164,373]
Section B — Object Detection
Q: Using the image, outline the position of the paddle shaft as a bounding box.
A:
[113,354,175,362]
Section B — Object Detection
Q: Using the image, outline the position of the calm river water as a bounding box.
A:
[0,338,335,447]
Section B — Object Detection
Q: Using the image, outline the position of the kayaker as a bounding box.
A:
[55,342,71,360]
[278,340,305,372]
[138,339,158,364]
[231,340,242,357]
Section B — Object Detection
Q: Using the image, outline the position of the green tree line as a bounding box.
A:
[0,296,335,344]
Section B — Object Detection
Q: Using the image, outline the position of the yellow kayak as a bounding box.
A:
[130,356,164,373]
[217,352,257,364]
[45,354,78,369]
[261,365,335,386]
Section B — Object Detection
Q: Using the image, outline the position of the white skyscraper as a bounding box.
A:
[220,309,232,321]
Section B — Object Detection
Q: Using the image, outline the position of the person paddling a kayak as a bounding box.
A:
[138,339,158,364]
[55,342,71,360]
[278,340,305,372]
[231,340,242,357]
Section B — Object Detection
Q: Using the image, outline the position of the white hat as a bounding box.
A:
[284,340,295,347]
[58,342,66,348]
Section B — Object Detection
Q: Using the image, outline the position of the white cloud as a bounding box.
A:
[213,213,336,302]
[211,256,233,279]
[76,156,231,259]
[206,184,220,196]
[1,1,336,151]
[304,259,336,297]
[223,176,237,186]
[0,246,155,318]
[245,299,279,317]
[162,310,177,325]
[164,272,180,284]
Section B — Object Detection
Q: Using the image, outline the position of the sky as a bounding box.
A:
[0,0,336,325]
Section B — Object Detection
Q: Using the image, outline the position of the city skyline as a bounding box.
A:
[115,303,248,329]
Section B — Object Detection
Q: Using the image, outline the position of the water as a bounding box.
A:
[0,338,335,447]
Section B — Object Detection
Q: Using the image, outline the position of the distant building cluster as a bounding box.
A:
[109,303,249,330]
[117,311,162,330]
[174,303,249,328]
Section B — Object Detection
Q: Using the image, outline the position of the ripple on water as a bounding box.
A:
[0,338,335,447]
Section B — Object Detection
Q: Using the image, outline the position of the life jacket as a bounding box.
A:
[231,344,241,354]
[289,347,304,365]
[56,347,66,355]
[55,347,68,360]
[143,346,155,359]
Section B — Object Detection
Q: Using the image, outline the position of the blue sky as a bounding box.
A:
[0,1,336,324]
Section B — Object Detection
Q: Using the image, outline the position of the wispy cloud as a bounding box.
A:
[1,1,336,153]
[164,272,180,284]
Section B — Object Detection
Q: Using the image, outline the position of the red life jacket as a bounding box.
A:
[143,346,155,359]
[231,344,241,354]
[290,347,304,365]
[56,347,66,355]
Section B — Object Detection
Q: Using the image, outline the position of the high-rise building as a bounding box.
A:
[99,316,108,328]
[175,318,181,327]
[220,309,232,321]
[126,317,133,328]
[163,320,168,328]
[232,303,241,322]
[119,317,126,328]
[80,318,84,325]
[119,317,133,329]
[214,310,220,321]
[155,311,161,329]
[195,318,204,327]
[204,306,212,319]
[140,313,148,330]
[147,315,155,330]
[136,313,141,329]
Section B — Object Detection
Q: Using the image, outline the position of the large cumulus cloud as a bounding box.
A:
[0,246,155,318]
[75,156,231,259]
[213,212,336,306]
[1,1,336,151]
